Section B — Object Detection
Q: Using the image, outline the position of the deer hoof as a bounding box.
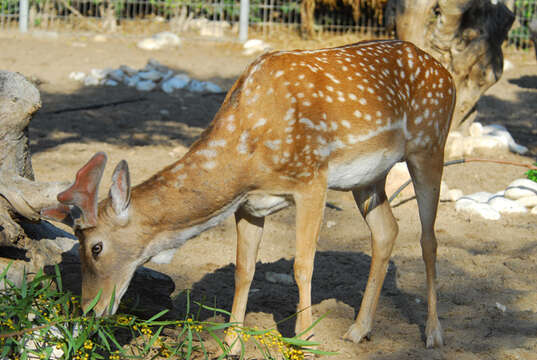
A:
[343,324,371,344]
[425,323,444,348]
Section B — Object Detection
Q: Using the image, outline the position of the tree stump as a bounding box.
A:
[0,71,73,286]
[387,0,515,131]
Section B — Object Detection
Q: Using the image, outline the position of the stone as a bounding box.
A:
[136,80,157,92]
[469,122,484,137]
[161,74,190,94]
[482,124,528,155]
[138,70,163,81]
[68,71,85,81]
[455,198,501,220]
[488,196,527,214]
[187,79,206,92]
[137,32,181,51]
[243,39,271,56]
[504,178,537,200]
[203,81,223,93]
[460,192,494,203]
[446,189,464,202]
[107,69,125,82]
[516,195,537,208]
[83,76,99,86]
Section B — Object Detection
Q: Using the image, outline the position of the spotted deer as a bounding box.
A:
[42,40,455,352]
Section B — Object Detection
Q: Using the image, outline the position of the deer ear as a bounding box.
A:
[109,160,131,223]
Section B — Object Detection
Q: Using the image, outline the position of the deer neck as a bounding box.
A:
[125,137,251,259]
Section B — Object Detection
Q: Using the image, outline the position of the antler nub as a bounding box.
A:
[58,151,107,228]
[43,152,108,229]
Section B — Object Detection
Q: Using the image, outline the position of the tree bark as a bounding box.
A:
[0,71,70,250]
[388,0,515,131]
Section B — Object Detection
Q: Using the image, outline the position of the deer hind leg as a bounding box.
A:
[344,180,398,343]
[293,183,327,341]
[224,207,265,356]
[407,152,444,348]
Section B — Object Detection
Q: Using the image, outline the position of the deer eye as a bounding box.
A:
[91,242,103,259]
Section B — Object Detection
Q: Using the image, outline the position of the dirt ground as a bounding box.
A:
[1,30,537,359]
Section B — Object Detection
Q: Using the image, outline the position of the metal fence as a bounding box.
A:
[0,0,536,50]
[0,0,390,39]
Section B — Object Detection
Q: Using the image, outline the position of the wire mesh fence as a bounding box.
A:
[508,0,537,51]
[0,0,391,39]
[0,0,536,51]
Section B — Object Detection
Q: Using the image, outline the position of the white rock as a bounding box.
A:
[83,75,99,86]
[203,81,223,93]
[265,272,294,285]
[104,79,118,86]
[138,70,163,81]
[137,32,181,50]
[243,39,271,55]
[483,124,528,155]
[439,181,450,201]
[93,34,107,42]
[516,195,537,208]
[460,192,494,203]
[326,220,336,228]
[488,196,527,214]
[446,189,464,202]
[161,74,190,93]
[531,206,537,215]
[469,122,483,137]
[465,136,507,154]
[90,68,110,80]
[68,71,86,81]
[504,178,537,200]
[119,65,138,76]
[455,198,501,220]
[107,69,125,82]
[136,80,156,91]
[446,136,465,158]
[187,79,206,92]
[495,302,507,312]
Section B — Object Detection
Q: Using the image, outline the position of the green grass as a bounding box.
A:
[0,262,334,359]
[526,163,537,183]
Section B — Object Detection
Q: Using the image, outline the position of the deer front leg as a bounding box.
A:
[344,183,398,343]
[293,183,327,341]
[224,207,265,356]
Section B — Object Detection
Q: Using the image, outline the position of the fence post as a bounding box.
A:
[19,0,28,32]
[239,0,249,42]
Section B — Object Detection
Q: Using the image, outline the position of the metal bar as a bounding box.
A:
[19,0,28,32]
[239,0,249,42]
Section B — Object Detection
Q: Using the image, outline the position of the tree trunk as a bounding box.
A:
[0,71,73,278]
[388,0,515,131]
[300,0,316,39]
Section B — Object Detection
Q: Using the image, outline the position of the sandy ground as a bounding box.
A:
[1,30,537,359]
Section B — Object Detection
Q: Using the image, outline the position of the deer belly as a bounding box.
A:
[243,194,290,217]
[327,149,403,191]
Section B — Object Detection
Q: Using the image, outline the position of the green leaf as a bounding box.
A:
[107,285,116,316]
[143,325,163,353]
[143,309,169,323]
[197,303,232,316]
[185,328,193,359]
[54,265,63,293]
[281,337,321,347]
[83,289,102,316]
[97,328,111,351]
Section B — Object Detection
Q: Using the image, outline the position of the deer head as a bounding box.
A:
[41,152,136,316]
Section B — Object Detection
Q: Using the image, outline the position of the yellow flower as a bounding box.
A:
[84,339,93,350]
[116,316,130,326]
